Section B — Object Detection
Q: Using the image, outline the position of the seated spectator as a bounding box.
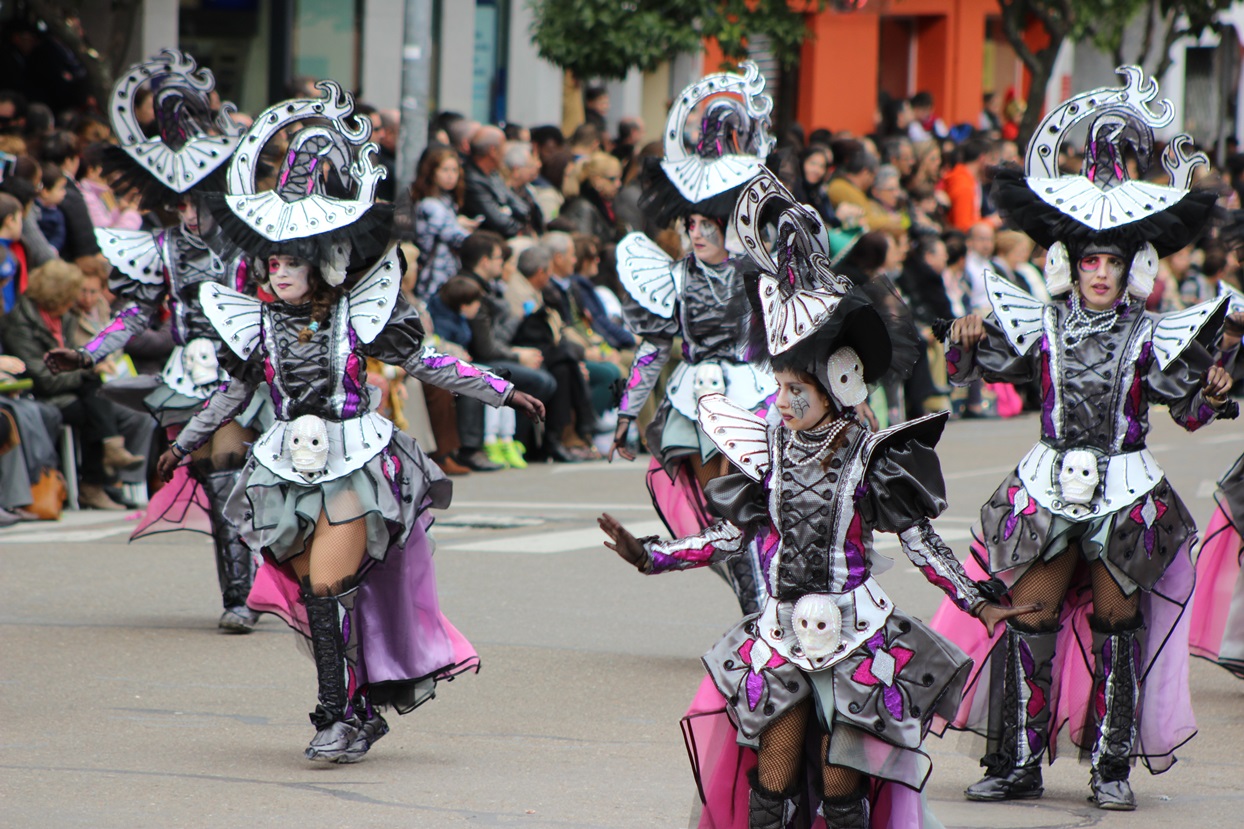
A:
[463,125,532,238]
[558,152,622,244]
[940,137,995,232]
[827,144,903,235]
[612,116,645,167]
[0,155,57,272]
[0,191,27,312]
[512,245,597,462]
[427,275,483,353]
[4,260,145,509]
[869,164,910,233]
[35,162,67,253]
[992,229,1050,301]
[406,146,479,300]
[77,142,141,231]
[504,140,546,235]
[0,353,62,523]
[792,144,837,227]
[40,130,102,273]
[570,232,634,352]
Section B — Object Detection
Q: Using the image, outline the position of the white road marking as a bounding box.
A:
[0,524,135,544]
[447,500,654,512]
[442,520,667,554]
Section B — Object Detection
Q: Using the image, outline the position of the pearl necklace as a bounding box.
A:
[784,416,853,467]
[1063,291,1124,347]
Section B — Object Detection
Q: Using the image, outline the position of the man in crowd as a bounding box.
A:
[464,125,532,238]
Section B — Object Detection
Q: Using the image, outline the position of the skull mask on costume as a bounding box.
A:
[1058,449,1100,505]
[288,415,330,479]
[827,347,867,408]
[182,338,220,387]
[791,593,843,662]
[693,363,726,401]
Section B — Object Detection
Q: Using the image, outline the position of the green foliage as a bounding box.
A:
[529,0,831,79]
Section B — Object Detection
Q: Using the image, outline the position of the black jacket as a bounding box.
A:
[463,160,531,238]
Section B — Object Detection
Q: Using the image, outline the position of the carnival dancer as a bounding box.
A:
[154,82,544,762]
[1188,282,1244,676]
[609,62,779,615]
[928,66,1236,811]
[44,50,270,632]
[600,170,1028,828]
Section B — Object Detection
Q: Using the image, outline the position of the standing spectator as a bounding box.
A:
[908,91,946,142]
[979,91,1003,133]
[558,152,622,244]
[992,230,1050,301]
[963,221,996,313]
[791,144,836,226]
[941,137,995,231]
[583,86,610,145]
[408,146,479,300]
[568,123,601,159]
[463,125,532,238]
[77,142,141,231]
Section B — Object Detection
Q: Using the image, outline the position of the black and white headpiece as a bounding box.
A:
[736,170,919,407]
[212,81,392,282]
[104,49,243,209]
[640,61,774,227]
[993,65,1216,298]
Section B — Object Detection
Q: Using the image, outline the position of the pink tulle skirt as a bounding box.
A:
[647,457,712,537]
[1189,505,1244,677]
[130,462,212,540]
[682,677,939,829]
[247,513,479,711]
[929,539,1196,773]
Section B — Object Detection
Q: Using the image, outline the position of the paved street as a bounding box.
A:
[4,412,1244,828]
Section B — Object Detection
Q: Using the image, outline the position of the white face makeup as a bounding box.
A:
[1077,253,1125,311]
[688,214,727,265]
[176,198,211,236]
[268,255,313,304]
[775,369,830,432]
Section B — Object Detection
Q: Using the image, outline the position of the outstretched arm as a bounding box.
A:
[599,512,750,574]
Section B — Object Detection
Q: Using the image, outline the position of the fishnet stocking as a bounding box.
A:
[288,511,369,596]
[757,700,811,792]
[1089,560,1141,625]
[819,736,863,798]
[1009,547,1079,629]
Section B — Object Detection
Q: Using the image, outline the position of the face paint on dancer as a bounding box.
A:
[1077,253,1125,311]
[688,214,728,265]
[775,369,830,432]
[268,255,313,305]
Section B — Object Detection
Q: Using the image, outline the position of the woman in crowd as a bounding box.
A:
[930,67,1235,811]
[158,82,543,763]
[406,146,480,301]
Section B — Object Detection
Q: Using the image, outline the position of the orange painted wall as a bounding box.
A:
[797,10,880,134]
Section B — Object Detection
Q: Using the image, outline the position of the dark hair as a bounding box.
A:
[617,117,643,143]
[839,147,878,177]
[40,162,63,190]
[799,144,832,185]
[80,141,110,175]
[845,231,891,273]
[296,266,343,344]
[585,86,608,104]
[961,137,995,165]
[0,178,32,208]
[503,122,526,141]
[572,231,598,265]
[942,229,967,267]
[530,124,565,149]
[0,89,28,119]
[40,130,78,166]
[438,275,484,311]
[460,230,505,273]
[570,122,599,147]
[409,145,464,206]
[1202,241,1229,278]
[910,91,934,109]
[0,191,24,225]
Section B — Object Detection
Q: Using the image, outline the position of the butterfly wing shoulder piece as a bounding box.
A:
[96,228,165,285]
[198,282,263,359]
[697,393,772,482]
[984,269,1045,355]
[617,232,681,319]
[347,246,402,344]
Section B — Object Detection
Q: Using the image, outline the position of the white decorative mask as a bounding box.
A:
[1044,241,1072,295]
[1128,242,1159,299]
[791,593,843,662]
[693,363,726,401]
[827,347,867,407]
[1058,449,1099,505]
[182,338,220,387]
[287,415,330,479]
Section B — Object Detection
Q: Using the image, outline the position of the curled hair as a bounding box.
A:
[294,265,343,343]
[26,259,84,312]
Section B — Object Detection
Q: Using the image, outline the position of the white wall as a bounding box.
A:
[504,0,563,127]
[141,0,178,60]
[437,0,476,114]
[361,0,405,109]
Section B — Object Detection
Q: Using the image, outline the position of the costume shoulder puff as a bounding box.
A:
[697,393,772,482]
[96,228,165,285]
[616,231,683,319]
[346,246,402,344]
[199,282,263,359]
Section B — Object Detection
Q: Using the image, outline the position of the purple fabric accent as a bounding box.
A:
[647,549,681,573]
[1124,341,1152,445]
[682,341,692,360]
[745,671,764,711]
[883,685,904,720]
[945,345,962,377]
[306,157,319,195]
[842,488,870,590]
[1039,337,1057,439]
[921,564,970,611]
[422,351,509,395]
[1004,513,1020,541]
[84,305,142,354]
[263,355,285,416]
[757,525,780,575]
[234,257,248,292]
[342,326,364,419]
[279,148,295,191]
[380,449,403,501]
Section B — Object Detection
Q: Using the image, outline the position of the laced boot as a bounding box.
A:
[819,786,870,829]
[747,770,794,829]
[334,688,390,764]
[965,623,1057,801]
[202,469,258,632]
[302,580,363,762]
[1088,616,1142,811]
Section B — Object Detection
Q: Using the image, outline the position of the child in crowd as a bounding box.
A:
[35,163,67,253]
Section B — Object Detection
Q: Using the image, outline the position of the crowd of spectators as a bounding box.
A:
[2,22,1242,516]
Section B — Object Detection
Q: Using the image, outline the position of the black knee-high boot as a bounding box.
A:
[747,769,794,829]
[966,622,1057,801]
[201,468,258,632]
[302,580,363,762]
[1089,615,1142,811]
[820,786,870,829]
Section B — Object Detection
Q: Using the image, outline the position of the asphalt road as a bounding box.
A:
[3,411,1244,828]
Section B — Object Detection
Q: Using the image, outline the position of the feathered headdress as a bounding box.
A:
[102,49,244,210]
[209,81,393,283]
[993,65,1217,298]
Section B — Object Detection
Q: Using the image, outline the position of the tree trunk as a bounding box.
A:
[561,70,585,137]
[1017,42,1061,150]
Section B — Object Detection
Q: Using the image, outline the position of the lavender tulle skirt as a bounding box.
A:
[1189,501,1244,678]
[929,536,1197,773]
[247,512,479,713]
